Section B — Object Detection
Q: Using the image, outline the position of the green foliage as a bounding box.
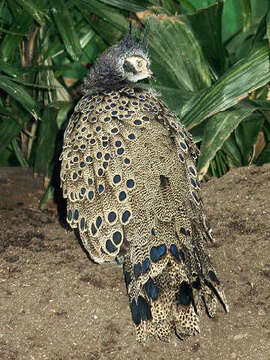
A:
[0,0,269,195]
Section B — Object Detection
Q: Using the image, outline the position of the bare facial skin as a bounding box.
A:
[124,55,153,82]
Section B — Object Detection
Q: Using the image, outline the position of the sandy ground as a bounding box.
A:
[0,165,269,360]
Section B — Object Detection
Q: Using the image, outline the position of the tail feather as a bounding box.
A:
[124,243,228,342]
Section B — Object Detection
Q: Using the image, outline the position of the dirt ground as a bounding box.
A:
[0,165,269,360]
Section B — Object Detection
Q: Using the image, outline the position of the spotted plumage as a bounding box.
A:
[60,32,228,342]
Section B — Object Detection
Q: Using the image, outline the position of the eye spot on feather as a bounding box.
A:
[72,172,78,180]
[124,158,131,165]
[80,144,86,150]
[113,174,121,185]
[73,209,79,220]
[90,116,97,123]
[142,258,150,274]
[97,168,104,177]
[90,139,96,145]
[121,210,131,224]
[104,153,110,161]
[80,161,86,168]
[80,187,86,195]
[192,191,200,204]
[150,244,167,263]
[87,191,94,201]
[178,130,185,138]
[178,152,185,162]
[189,166,196,176]
[111,127,119,134]
[180,141,187,151]
[169,244,179,260]
[143,278,159,301]
[67,210,72,221]
[96,216,102,229]
[126,179,135,189]
[91,222,97,236]
[134,119,142,126]
[142,116,149,122]
[133,263,142,279]
[117,148,124,155]
[96,151,102,160]
[80,217,86,231]
[151,228,156,236]
[73,156,79,163]
[87,178,93,186]
[103,161,108,169]
[190,177,197,188]
[95,126,101,132]
[98,184,104,194]
[107,211,117,224]
[112,231,122,245]
[118,190,127,202]
[130,297,152,325]
[115,140,122,147]
[176,281,192,306]
[128,133,136,140]
[104,116,111,122]
[106,240,117,253]
[179,249,185,262]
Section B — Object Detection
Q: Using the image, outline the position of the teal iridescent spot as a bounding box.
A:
[150,244,166,263]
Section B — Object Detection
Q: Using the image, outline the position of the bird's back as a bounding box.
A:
[60,85,228,341]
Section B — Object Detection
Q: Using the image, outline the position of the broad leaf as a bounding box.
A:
[197,104,257,178]
[181,46,270,128]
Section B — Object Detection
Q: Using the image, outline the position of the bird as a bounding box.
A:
[60,29,228,342]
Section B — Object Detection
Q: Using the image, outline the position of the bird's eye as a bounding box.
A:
[137,60,142,68]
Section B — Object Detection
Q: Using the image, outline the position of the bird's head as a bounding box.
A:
[83,30,152,93]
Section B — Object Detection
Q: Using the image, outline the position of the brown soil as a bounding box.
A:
[0,165,269,360]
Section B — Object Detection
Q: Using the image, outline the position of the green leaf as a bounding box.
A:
[34,106,59,178]
[50,0,82,61]
[0,115,26,154]
[0,59,25,79]
[54,101,73,128]
[0,75,40,117]
[197,104,257,178]
[240,0,252,32]
[181,46,270,129]
[222,0,243,42]
[187,1,226,75]
[256,142,270,165]
[14,0,47,26]
[222,135,242,167]
[77,0,129,33]
[0,10,33,62]
[11,138,29,167]
[235,114,264,165]
[143,13,211,93]
[99,0,152,12]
